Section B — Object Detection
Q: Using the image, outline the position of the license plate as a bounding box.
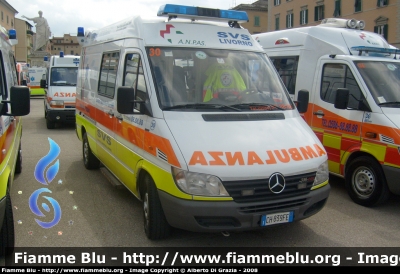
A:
[260,211,294,226]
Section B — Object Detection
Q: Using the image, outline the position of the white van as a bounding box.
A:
[254,18,400,207]
[41,52,80,129]
[75,4,330,239]
[0,26,30,256]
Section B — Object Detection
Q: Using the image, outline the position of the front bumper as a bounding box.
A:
[46,109,75,124]
[158,184,330,233]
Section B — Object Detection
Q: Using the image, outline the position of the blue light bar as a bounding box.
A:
[158,4,197,16]
[157,4,248,23]
[8,29,16,39]
[220,10,248,22]
[77,27,84,37]
[60,51,64,57]
[351,46,399,55]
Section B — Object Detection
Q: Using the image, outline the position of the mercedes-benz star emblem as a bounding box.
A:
[269,173,286,194]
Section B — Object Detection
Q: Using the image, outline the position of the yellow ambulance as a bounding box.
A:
[75,4,330,239]
[0,27,30,256]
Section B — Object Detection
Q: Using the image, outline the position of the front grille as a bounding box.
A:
[239,198,307,214]
[222,172,315,203]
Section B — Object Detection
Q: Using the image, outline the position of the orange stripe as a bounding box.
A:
[77,98,181,167]
[0,118,18,163]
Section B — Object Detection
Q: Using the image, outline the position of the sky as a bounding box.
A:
[10,0,252,37]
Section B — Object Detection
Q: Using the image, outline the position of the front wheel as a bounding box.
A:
[0,191,15,257]
[82,132,100,170]
[143,175,171,240]
[345,156,390,207]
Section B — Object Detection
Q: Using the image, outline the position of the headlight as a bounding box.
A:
[172,167,229,196]
[313,160,329,187]
[50,100,64,108]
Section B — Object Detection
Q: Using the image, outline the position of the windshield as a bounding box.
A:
[146,47,294,111]
[50,67,78,86]
[354,61,400,107]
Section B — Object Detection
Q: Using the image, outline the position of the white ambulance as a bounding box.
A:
[254,18,400,207]
[76,4,330,239]
[0,27,30,256]
[41,52,80,129]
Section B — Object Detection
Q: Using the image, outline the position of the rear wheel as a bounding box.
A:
[15,143,22,174]
[345,156,390,207]
[82,132,100,170]
[0,191,15,257]
[143,175,171,240]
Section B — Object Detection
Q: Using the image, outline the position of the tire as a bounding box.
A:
[143,175,171,240]
[345,156,390,207]
[44,102,47,119]
[0,191,15,257]
[46,117,56,129]
[14,143,22,174]
[82,132,100,170]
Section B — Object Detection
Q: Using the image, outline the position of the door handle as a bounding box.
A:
[116,114,123,121]
[107,110,114,117]
[313,111,324,116]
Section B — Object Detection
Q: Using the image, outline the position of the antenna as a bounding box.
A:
[341,33,353,55]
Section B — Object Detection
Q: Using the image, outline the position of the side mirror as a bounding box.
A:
[334,88,349,110]
[1,86,30,116]
[296,89,309,113]
[117,87,136,114]
[40,79,47,88]
[117,87,152,116]
[22,79,27,86]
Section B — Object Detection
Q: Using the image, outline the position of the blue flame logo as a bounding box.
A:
[29,138,62,228]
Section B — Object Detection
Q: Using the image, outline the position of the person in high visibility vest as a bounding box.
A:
[203,62,246,102]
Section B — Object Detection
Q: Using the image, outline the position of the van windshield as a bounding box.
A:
[354,61,400,107]
[50,67,78,86]
[146,47,294,111]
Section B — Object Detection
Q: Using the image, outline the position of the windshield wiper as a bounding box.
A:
[379,101,400,107]
[231,103,285,110]
[163,103,241,111]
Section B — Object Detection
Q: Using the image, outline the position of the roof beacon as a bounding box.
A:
[320,18,365,30]
[157,4,249,24]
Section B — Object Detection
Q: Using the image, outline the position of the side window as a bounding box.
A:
[321,64,363,109]
[0,52,5,99]
[98,51,120,98]
[9,52,17,87]
[123,53,148,110]
[270,56,299,96]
